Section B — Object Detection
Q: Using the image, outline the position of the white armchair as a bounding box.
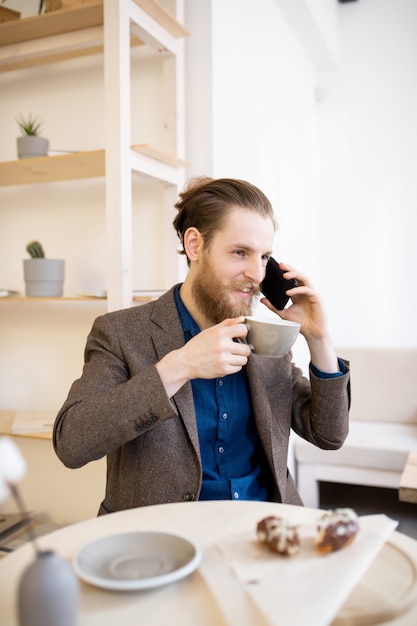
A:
[294,347,417,508]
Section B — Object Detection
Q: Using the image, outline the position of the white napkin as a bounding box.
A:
[199,514,397,626]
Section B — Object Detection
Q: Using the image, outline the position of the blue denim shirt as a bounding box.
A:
[173,285,345,501]
[174,286,273,501]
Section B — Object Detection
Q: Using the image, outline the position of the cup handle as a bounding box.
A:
[235,336,254,352]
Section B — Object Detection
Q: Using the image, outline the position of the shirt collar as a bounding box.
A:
[174,284,201,338]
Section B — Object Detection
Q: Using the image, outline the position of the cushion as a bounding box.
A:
[294,421,417,473]
[336,347,417,424]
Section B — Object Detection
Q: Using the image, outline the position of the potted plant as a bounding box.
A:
[16,114,49,159]
[23,241,65,297]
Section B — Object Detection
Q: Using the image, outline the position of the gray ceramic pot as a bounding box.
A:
[18,550,79,626]
[23,259,65,297]
[17,136,49,159]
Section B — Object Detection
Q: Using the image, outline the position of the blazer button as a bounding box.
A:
[183,492,195,502]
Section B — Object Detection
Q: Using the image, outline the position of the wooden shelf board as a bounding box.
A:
[0,295,160,303]
[0,144,186,186]
[399,450,417,503]
[0,297,104,302]
[0,0,187,48]
[132,144,189,168]
[1,45,104,73]
[0,28,143,74]
[0,409,52,441]
[0,0,187,71]
[0,2,104,46]
[0,150,104,185]
[0,6,21,23]
[132,295,162,302]
[132,0,189,38]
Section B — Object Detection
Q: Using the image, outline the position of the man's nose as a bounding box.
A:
[245,257,265,285]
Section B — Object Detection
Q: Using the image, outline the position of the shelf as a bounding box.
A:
[0,0,189,72]
[0,409,52,441]
[0,297,105,302]
[0,2,104,46]
[132,0,189,38]
[0,144,188,186]
[0,291,163,303]
[0,0,186,424]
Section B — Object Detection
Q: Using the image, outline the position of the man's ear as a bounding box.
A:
[183,227,203,262]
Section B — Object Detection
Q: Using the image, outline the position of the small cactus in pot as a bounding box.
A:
[23,241,65,297]
[26,240,45,259]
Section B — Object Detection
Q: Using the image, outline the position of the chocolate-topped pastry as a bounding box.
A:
[315,508,359,553]
[257,515,300,556]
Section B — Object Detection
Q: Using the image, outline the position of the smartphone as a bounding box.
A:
[260,257,298,310]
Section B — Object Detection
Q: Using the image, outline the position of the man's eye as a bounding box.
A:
[234,250,246,256]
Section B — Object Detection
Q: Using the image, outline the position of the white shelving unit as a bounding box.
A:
[0,0,188,418]
[103,0,187,309]
[0,0,188,311]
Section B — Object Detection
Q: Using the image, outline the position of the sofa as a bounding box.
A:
[294,347,417,508]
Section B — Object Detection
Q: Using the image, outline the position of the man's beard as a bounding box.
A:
[192,264,260,325]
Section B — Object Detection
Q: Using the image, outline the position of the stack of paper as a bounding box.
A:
[11,411,56,435]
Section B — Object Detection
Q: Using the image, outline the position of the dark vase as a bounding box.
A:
[18,550,79,626]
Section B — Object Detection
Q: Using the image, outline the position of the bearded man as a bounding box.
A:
[53,177,350,514]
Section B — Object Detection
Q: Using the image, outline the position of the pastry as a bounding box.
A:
[257,515,300,556]
[315,508,359,553]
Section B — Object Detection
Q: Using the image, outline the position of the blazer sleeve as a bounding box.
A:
[53,313,178,469]
[291,358,351,449]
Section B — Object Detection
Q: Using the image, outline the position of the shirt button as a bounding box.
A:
[222,413,228,420]
[218,446,224,454]
[234,492,239,499]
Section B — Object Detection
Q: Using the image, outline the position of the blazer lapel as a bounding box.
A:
[150,288,201,456]
[246,356,274,462]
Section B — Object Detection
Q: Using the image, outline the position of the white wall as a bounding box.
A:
[185,0,417,354]
[316,0,417,348]
[186,0,320,269]
[185,0,329,372]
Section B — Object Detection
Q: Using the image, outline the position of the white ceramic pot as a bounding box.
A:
[17,136,49,159]
[23,259,65,297]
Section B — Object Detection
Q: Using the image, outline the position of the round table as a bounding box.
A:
[1,500,416,625]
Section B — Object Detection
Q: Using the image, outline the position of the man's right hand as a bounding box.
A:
[156,317,251,398]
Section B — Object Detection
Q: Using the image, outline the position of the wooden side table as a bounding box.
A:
[399,450,417,503]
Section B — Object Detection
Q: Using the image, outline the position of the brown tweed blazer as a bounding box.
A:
[53,285,350,514]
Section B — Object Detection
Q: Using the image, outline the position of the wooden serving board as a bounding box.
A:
[333,538,417,625]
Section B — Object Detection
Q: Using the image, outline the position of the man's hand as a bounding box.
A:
[261,264,327,339]
[261,263,339,373]
[156,317,251,398]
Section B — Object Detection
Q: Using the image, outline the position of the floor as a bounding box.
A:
[319,481,417,540]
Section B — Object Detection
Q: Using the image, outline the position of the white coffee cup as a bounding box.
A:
[245,315,300,358]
